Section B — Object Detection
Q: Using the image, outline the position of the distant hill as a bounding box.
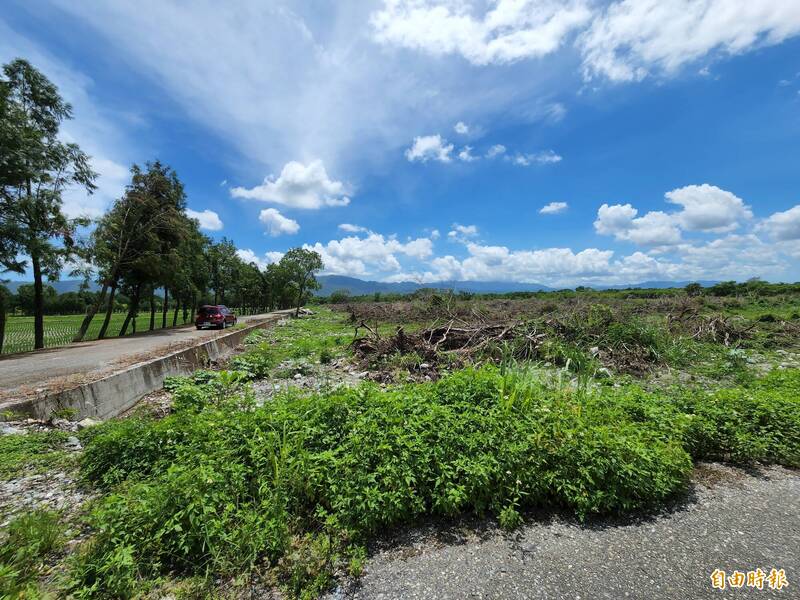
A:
[314,275,557,296]
[314,276,721,296]
[599,280,721,290]
[316,276,550,296]
[1,276,722,297]
[1,279,100,294]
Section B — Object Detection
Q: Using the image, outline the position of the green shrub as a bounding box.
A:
[677,369,800,466]
[319,347,333,365]
[69,365,741,596]
[51,407,78,421]
[70,366,800,597]
[231,343,275,379]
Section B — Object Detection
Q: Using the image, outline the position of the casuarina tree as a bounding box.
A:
[74,161,188,341]
[0,59,96,348]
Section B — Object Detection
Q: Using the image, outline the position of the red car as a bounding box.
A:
[195,305,237,330]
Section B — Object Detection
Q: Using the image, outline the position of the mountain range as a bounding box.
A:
[2,276,721,297]
[315,276,720,296]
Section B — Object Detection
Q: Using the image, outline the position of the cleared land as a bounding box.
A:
[1,288,799,598]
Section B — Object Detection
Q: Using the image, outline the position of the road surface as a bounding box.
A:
[0,311,290,401]
[328,463,799,599]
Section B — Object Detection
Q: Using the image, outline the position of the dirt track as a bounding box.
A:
[0,312,287,401]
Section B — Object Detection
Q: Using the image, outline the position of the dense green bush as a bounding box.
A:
[70,366,800,597]
[678,370,800,465]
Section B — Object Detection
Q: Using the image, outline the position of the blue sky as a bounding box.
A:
[3,0,800,286]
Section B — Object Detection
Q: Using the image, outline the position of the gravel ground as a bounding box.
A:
[327,463,799,600]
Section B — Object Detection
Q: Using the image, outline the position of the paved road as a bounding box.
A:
[329,464,799,600]
[0,311,290,400]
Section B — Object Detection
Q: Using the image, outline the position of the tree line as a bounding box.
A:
[0,58,322,353]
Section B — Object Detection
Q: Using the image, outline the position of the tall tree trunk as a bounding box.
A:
[161,287,168,329]
[214,288,218,305]
[149,287,156,330]
[31,252,45,349]
[295,284,304,318]
[97,280,118,339]
[119,283,143,336]
[182,301,189,324]
[0,291,6,354]
[73,279,110,342]
[172,300,179,327]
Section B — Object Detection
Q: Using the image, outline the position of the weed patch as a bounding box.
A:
[0,430,73,479]
[0,509,63,597]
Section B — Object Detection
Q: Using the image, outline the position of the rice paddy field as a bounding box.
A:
[1,312,193,355]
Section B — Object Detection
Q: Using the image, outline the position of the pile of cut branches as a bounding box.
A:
[667,309,755,346]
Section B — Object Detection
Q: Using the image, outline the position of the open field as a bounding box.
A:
[1,290,799,598]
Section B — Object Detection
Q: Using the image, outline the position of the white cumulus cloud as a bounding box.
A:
[540,201,568,214]
[458,146,479,162]
[186,208,224,231]
[581,0,800,82]
[595,184,753,246]
[338,223,369,233]
[259,208,300,236]
[665,184,752,232]
[454,121,470,134]
[371,0,592,66]
[306,232,435,276]
[595,203,682,245]
[509,150,562,166]
[759,205,800,241]
[235,248,284,270]
[448,224,479,241]
[405,134,454,163]
[231,160,350,209]
[486,144,507,158]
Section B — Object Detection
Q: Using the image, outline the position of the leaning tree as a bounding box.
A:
[74,161,188,341]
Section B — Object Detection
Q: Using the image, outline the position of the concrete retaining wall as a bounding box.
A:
[5,314,288,420]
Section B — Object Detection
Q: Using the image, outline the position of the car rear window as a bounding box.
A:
[199,307,220,315]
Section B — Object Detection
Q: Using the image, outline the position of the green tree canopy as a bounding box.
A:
[278,248,323,316]
[0,58,96,348]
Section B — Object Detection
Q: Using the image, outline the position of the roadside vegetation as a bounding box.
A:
[68,362,798,598]
[0,510,64,598]
[2,285,799,598]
